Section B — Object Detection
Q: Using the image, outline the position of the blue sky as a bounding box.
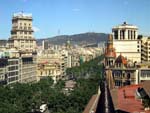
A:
[0,0,150,39]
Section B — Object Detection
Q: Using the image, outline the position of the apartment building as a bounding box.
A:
[20,56,37,83]
[7,58,20,84]
[141,37,150,62]
[0,48,37,85]
[8,12,36,52]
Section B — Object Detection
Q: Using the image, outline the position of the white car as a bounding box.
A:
[40,104,47,113]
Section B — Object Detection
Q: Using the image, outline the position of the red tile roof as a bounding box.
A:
[105,49,116,58]
[117,85,150,113]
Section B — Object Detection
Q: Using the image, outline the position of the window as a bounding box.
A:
[24,31,27,34]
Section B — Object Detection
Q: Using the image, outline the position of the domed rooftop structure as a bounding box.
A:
[115,54,127,65]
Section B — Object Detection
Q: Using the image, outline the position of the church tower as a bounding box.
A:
[105,34,116,68]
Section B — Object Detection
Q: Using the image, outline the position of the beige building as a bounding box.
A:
[137,63,150,82]
[0,49,20,85]
[37,50,64,83]
[7,12,38,84]
[0,48,37,85]
[20,56,37,83]
[8,12,36,52]
[7,58,20,84]
[112,22,141,62]
[141,37,150,62]
[37,63,62,83]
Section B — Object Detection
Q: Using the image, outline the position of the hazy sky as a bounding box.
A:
[0,0,150,39]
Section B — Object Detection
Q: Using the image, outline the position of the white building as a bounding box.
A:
[42,40,49,50]
[112,22,141,62]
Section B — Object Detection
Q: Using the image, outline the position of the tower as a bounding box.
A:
[112,22,141,62]
[42,40,49,50]
[8,12,37,83]
[8,12,36,53]
[105,34,116,68]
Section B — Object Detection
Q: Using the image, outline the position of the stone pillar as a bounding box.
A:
[135,30,138,39]
[134,31,136,39]
[132,30,134,40]
[128,30,130,40]
[120,30,122,40]
[118,30,120,40]
[125,29,128,40]
[112,31,115,40]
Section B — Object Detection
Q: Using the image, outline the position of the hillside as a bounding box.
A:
[37,32,108,45]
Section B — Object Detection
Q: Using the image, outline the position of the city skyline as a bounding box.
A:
[0,0,150,39]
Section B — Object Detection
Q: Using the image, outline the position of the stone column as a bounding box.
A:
[120,30,122,40]
[128,30,130,40]
[132,30,134,40]
[112,31,115,40]
[133,30,135,39]
[125,29,128,40]
[118,29,120,40]
[135,30,138,39]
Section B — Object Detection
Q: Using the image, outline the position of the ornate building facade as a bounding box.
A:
[8,12,36,53]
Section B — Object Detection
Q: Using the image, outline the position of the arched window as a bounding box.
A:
[127,73,130,79]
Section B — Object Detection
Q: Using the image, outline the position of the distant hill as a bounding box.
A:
[37,32,108,45]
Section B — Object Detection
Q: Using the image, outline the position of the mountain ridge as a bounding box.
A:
[37,32,108,45]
